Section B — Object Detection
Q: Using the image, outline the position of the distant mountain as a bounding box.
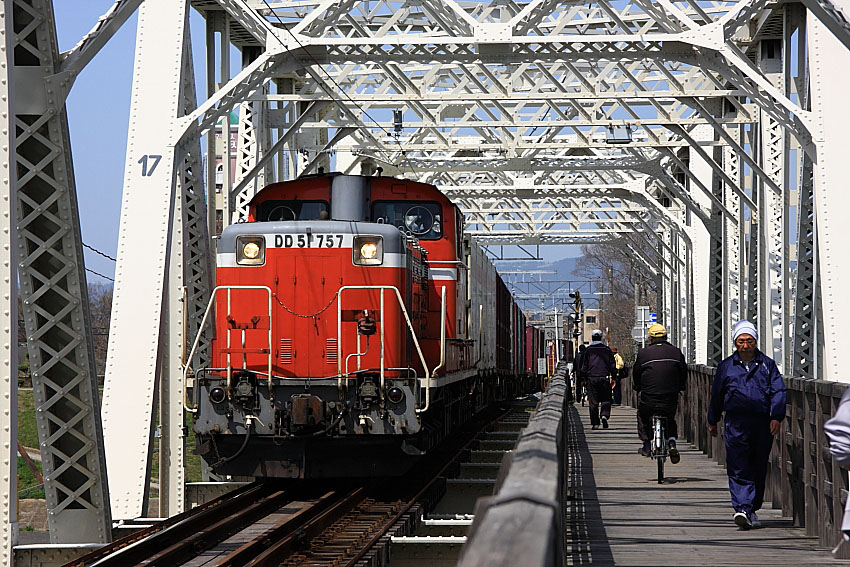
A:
[495,255,599,282]
[495,255,602,317]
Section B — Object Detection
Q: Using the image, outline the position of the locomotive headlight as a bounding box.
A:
[353,236,383,266]
[243,242,261,259]
[236,235,265,265]
[360,242,378,259]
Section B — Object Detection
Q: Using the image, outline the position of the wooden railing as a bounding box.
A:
[622,365,850,556]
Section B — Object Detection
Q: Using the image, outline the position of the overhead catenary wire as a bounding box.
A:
[82,242,116,262]
[86,267,115,282]
[259,0,418,178]
[82,242,116,281]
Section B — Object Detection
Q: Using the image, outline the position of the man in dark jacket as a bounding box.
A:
[707,320,786,530]
[633,323,687,462]
[574,344,587,405]
[580,330,616,430]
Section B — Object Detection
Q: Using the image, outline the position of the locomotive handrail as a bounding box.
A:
[344,325,372,377]
[418,286,447,414]
[337,285,432,412]
[430,285,448,381]
[183,285,273,414]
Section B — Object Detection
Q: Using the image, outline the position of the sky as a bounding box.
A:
[56,2,142,282]
[55,2,579,284]
[56,2,237,282]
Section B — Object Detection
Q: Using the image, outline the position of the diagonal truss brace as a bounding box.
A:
[12,0,112,543]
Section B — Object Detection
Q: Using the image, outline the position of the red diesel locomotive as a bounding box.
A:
[191,173,536,478]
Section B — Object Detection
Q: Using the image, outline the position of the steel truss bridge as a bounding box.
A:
[1,0,849,557]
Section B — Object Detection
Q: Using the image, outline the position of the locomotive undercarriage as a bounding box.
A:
[194,369,535,478]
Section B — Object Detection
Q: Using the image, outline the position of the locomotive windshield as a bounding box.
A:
[257,200,329,221]
[372,201,443,240]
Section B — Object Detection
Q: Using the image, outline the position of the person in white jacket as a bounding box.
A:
[825,387,850,538]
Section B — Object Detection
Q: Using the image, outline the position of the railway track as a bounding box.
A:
[64,403,531,567]
[388,406,532,566]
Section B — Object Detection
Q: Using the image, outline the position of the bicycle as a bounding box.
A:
[650,414,668,484]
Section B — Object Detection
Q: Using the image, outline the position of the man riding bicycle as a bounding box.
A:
[633,324,687,463]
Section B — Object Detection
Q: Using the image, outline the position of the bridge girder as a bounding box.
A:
[2,0,849,553]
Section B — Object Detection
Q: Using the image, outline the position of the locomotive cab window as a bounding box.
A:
[257,200,329,222]
[372,201,443,240]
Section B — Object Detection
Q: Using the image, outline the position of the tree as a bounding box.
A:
[88,282,113,381]
[15,283,113,384]
[574,239,658,360]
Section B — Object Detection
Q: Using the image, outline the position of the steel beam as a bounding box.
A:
[793,148,818,380]
[102,0,191,519]
[12,0,111,543]
[232,46,271,223]
[179,34,214,375]
[756,29,789,374]
[685,125,715,365]
[809,14,850,383]
[721,125,743,360]
[706,134,725,366]
[158,28,213,517]
[58,0,144,81]
[801,0,850,51]
[0,0,16,559]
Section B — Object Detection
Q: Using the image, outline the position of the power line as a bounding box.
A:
[82,242,116,262]
[260,1,418,177]
[86,267,114,282]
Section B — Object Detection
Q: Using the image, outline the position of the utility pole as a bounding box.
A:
[554,306,560,361]
[569,290,584,348]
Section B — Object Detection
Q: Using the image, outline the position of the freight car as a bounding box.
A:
[525,325,545,388]
[189,173,536,478]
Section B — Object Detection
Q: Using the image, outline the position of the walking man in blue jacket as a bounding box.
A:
[707,320,786,530]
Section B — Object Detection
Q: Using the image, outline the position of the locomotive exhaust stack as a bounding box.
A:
[330,175,369,221]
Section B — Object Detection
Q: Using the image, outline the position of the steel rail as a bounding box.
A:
[238,488,367,567]
[341,406,516,567]
[63,482,270,567]
[138,488,293,567]
[68,408,520,567]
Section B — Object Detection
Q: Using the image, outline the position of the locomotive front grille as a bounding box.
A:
[280,339,293,364]
[326,338,338,365]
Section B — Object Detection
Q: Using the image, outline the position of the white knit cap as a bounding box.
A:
[591,329,603,339]
[732,320,758,343]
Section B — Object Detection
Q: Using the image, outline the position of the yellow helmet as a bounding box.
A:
[648,323,667,338]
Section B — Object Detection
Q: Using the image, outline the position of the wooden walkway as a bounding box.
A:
[564,402,842,566]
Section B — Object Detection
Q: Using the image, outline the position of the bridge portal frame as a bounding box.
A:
[2,1,850,557]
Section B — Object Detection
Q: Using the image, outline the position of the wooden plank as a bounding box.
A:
[566,404,839,566]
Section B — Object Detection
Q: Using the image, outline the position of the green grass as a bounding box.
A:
[185,413,202,482]
[17,457,44,499]
[150,411,203,495]
[17,389,38,449]
[17,389,44,500]
[17,387,204,503]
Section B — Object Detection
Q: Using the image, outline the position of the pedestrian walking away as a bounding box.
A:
[612,346,625,405]
[707,320,786,530]
[574,343,587,406]
[632,324,686,463]
[579,329,616,430]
